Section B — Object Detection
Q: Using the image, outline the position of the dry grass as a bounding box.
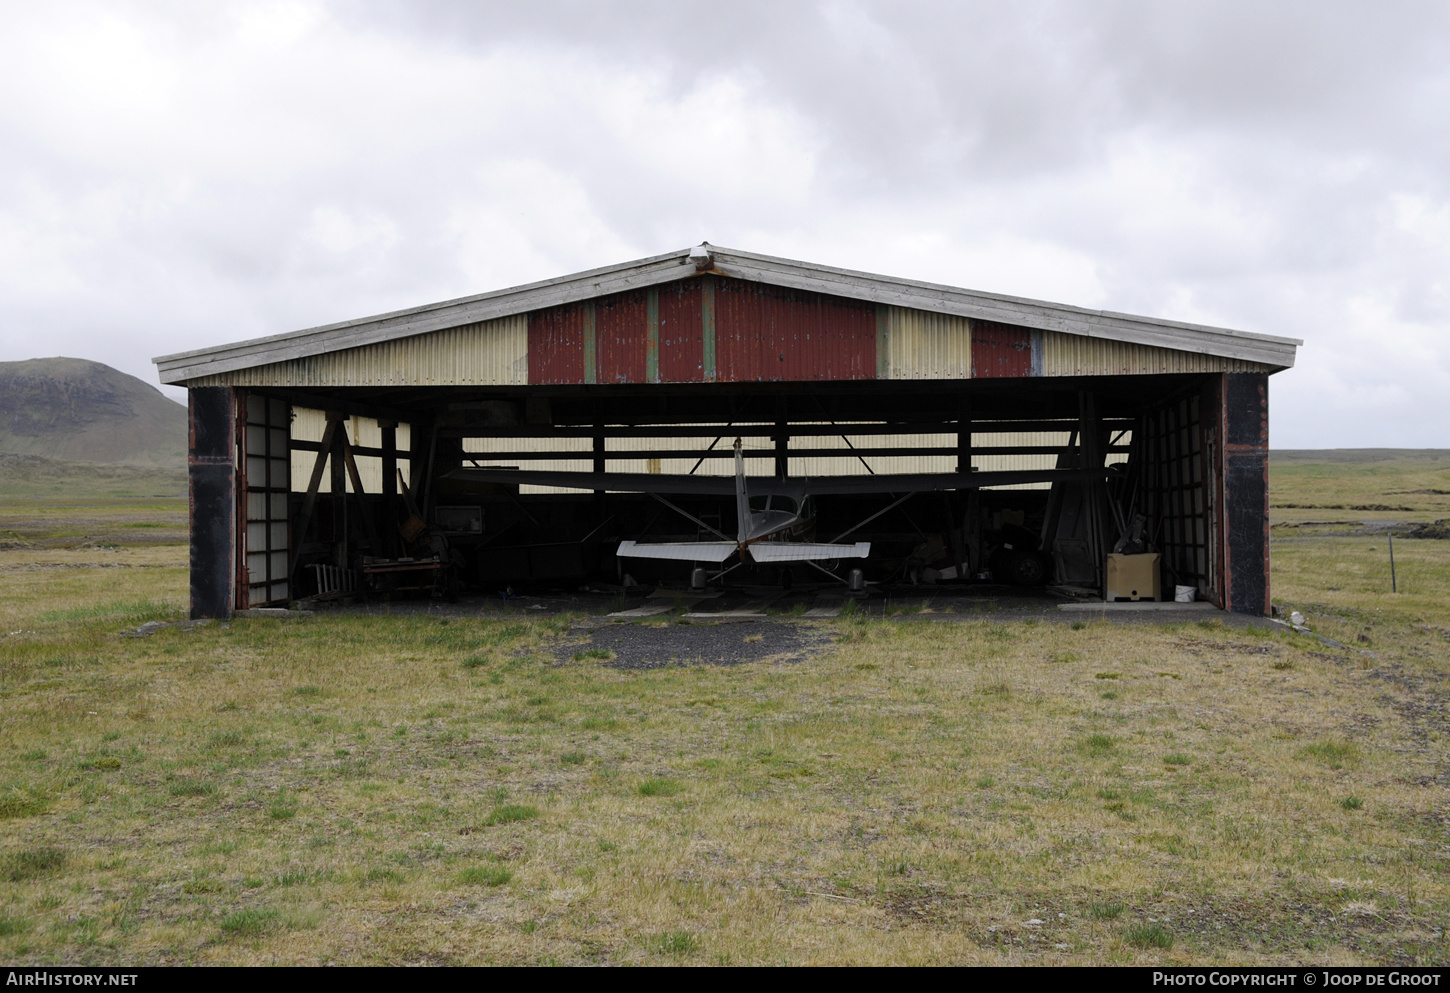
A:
[1270,450,1450,523]
[0,456,1447,965]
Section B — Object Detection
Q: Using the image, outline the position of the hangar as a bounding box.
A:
[153,243,1299,619]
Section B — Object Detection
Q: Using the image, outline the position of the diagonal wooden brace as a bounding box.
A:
[289,418,338,578]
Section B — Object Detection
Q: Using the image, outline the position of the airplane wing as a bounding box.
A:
[616,540,737,563]
[448,467,741,496]
[747,541,870,563]
[787,467,1114,495]
[446,466,1109,496]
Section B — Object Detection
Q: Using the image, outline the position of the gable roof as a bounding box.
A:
[154,243,1301,384]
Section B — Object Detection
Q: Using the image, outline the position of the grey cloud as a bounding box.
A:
[0,1,1446,446]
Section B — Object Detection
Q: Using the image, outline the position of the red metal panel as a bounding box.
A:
[657,280,704,382]
[714,280,876,382]
[528,303,587,384]
[971,320,1033,378]
[596,289,648,384]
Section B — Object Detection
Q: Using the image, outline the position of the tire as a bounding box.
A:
[1006,550,1047,587]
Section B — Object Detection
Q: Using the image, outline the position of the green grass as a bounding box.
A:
[1300,740,1362,770]
[218,909,280,936]
[638,778,684,797]
[36,598,181,624]
[167,779,218,797]
[2,847,65,882]
[0,785,50,819]
[655,930,697,954]
[0,916,34,936]
[457,866,512,887]
[2,454,1449,965]
[484,804,540,826]
[1126,922,1173,950]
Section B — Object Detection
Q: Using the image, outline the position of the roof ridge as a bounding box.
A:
[154,244,1300,383]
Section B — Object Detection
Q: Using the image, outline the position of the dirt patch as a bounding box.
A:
[559,619,833,669]
[1173,638,1280,657]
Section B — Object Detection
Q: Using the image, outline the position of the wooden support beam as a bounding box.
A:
[329,414,348,567]
[339,432,382,555]
[289,418,338,579]
[957,397,973,475]
[381,420,398,558]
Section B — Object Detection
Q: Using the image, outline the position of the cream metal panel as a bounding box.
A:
[458,424,1130,493]
[189,316,528,387]
[464,435,593,494]
[789,430,955,478]
[606,428,775,479]
[290,407,411,494]
[1041,331,1268,376]
[880,307,972,380]
[466,429,779,494]
[793,429,1129,490]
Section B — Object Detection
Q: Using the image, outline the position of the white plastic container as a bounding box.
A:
[1174,585,1196,603]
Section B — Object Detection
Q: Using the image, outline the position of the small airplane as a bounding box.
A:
[611,440,870,565]
[446,439,1114,570]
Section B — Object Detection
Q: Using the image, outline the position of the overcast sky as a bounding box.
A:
[1,1,1447,447]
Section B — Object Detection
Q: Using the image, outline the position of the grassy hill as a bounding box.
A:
[0,357,185,467]
[1269,449,1450,523]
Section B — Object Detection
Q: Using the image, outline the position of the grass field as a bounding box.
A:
[0,452,1447,966]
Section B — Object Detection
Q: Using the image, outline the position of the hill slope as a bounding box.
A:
[0,357,186,466]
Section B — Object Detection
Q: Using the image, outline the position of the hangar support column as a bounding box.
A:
[188,387,237,620]
[1222,372,1270,616]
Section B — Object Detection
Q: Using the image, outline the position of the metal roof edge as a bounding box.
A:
[154,246,700,383]
[707,245,1301,367]
[155,242,1301,384]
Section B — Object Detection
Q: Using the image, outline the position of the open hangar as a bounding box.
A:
[154,243,1300,619]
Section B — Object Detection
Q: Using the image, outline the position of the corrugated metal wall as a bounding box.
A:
[712,279,877,382]
[1040,331,1267,376]
[190,316,528,387]
[657,280,705,382]
[879,308,971,380]
[972,321,1037,377]
[184,285,1268,389]
[527,277,878,385]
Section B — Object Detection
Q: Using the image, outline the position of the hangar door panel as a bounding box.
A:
[241,394,291,607]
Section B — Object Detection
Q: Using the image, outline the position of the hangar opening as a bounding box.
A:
[156,245,1297,618]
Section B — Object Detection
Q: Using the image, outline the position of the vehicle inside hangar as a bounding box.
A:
[158,245,1296,617]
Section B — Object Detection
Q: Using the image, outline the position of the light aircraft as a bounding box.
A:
[446,439,1113,572]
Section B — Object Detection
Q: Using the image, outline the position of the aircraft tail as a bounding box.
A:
[734,438,750,543]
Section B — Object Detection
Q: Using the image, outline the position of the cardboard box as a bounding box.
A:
[1106,553,1161,602]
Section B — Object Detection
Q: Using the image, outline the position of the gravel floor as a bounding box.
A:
[556,618,834,669]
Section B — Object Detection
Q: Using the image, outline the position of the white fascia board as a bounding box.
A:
[155,243,1302,384]
[708,246,1302,369]
[154,248,702,384]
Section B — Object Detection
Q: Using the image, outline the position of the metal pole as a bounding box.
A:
[1389,532,1397,593]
